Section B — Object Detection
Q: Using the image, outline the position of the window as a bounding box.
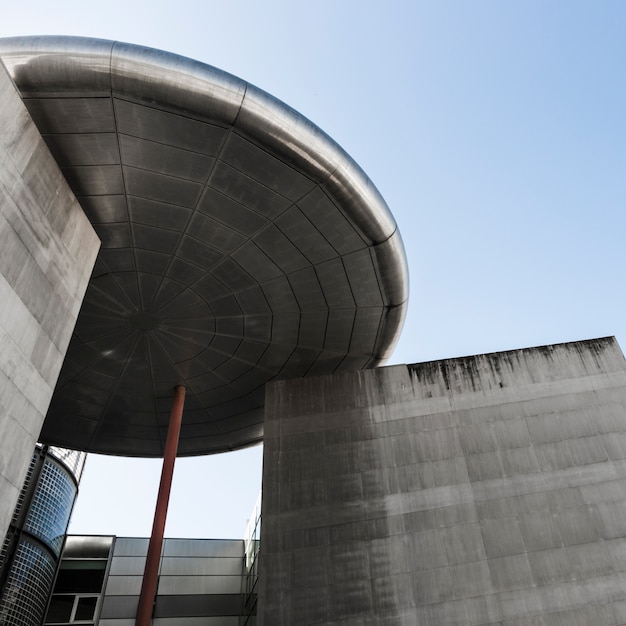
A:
[45,594,98,624]
[45,559,107,625]
[53,560,106,594]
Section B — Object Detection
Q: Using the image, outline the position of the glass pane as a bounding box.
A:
[74,596,97,620]
[1,540,57,626]
[45,595,74,622]
[24,459,77,556]
[54,568,105,593]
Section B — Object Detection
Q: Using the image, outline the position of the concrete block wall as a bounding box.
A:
[259,337,626,625]
[0,60,99,542]
[98,537,246,625]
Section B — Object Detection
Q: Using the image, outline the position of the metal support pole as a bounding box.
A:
[135,385,186,626]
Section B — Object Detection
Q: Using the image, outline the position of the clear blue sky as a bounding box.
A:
[3,1,626,538]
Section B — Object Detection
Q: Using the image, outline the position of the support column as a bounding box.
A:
[135,385,186,626]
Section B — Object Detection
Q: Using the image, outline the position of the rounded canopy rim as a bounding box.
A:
[0,35,409,457]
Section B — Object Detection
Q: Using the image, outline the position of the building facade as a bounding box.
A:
[44,535,254,626]
[2,36,626,626]
[0,446,85,626]
[10,337,626,626]
[260,337,626,625]
[0,50,98,547]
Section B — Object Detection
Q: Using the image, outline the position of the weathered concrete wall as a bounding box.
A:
[0,60,99,543]
[260,337,626,625]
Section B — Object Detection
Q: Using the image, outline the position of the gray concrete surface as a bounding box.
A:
[0,60,98,543]
[260,337,626,625]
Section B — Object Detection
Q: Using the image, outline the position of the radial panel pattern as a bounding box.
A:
[0,36,408,456]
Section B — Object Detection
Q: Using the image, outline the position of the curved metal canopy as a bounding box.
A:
[0,36,408,457]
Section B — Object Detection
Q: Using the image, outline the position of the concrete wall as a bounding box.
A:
[0,60,99,542]
[98,537,246,625]
[260,337,626,625]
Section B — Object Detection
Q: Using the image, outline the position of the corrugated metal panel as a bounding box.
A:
[162,538,243,558]
[154,593,241,617]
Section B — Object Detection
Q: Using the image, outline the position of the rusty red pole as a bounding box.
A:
[135,384,186,626]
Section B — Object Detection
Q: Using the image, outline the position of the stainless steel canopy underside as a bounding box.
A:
[0,36,408,457]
